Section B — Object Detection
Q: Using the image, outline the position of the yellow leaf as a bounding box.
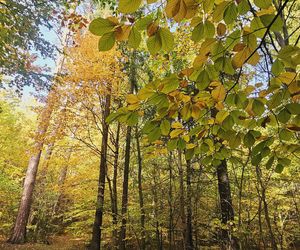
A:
[186,143,196,149]
[191,105,201,119]
[171,121,183,128]
[215,110,229,123]
[170,128,185,138]
[193,54,208,69]
[126,94,139,104]
[277,72,297,85]
[182,135,190,142]
[211,85,226,101]
[115,25,131,41]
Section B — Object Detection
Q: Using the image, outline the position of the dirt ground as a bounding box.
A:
[0,235,86,250]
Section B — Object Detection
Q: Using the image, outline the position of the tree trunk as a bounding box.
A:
[217,160,237,249]
[136,127,146,250]
[112,122,120,247]
[185,159,193,250]
[90,92,111,250]
[177,150,186,249]
[118,126,131,250]
[119,51,136,250]
[255,165,277,250]
[167,153,173,250]
[8,94,55,244]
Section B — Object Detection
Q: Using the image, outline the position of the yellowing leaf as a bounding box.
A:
[216,110,229,123]
[277,72,297,85]
[186,143,196,149]
[170,128,185,138]
[98,32,115,51]
[172,121,183,128]
[115,25,131,41]
[126,94,139,104]
[119,0,142,13]
[212,85,226,102]
[89,17,116,36]
[193,54,208,69]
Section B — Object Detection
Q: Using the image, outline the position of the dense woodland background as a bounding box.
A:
[0,0,299,249]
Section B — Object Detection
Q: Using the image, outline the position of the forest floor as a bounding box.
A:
[0,235,86,250]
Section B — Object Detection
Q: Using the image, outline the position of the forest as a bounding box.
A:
[0,0,299,249]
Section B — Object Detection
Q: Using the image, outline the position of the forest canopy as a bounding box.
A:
[0,0,299,250]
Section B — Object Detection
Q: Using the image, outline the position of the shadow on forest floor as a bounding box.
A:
[0,235,86,250]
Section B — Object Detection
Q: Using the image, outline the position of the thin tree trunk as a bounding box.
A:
[119,51,136,250]
[185,159,193,250]
[119,126,131,250]
[168,153,173,250]
[90,91,111,250]
[136,127,146,250]
[217,160,237,249]
[112,122,120,247]
[177,150,186,249]
[255,165,277,250]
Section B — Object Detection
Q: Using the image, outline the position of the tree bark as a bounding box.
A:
[118,126,131,250]
[185,159,193,250]
[167,153,174,250]
[119,51,136,250]
[216,160,236,249]
[8,93,55,244]
[136,127,146,250]
[177,150,186,249]
[90,91,111,250]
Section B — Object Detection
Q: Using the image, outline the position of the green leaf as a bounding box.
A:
[178,138,186,150]
[278,157,291,166]
[126,112,139,126]
[185,149,194,160]
[223,3,238,25]
[279,129,294,141]
[147,33,162,55]
[119,0,142,13]
[286,103,300,115]
[160,119,171,136]
[252,99,265,116]
[222,115,234,131]
[98,32,115,51]
[135,16,153,30]
[148,127,161,142]
[244,131,255,148]
[271,59,284,76]
[261,147,270,158]
[275,164,284,173]
[267,92,282,109]
[250,17,266,38]
[251,153,262,166]
[260,14,283,32]
[204,20,215,38]
[196,70,210,90]
[238,0,250,15]
[252,141,266,156]
[128,26,141,49]
[89,17,115,36]
[229,133,241,148]
[254,0,272,9]
[159,28,174,51]
[266,156,274,169]
[192,23,204,42]
[167,139,178,150]
[277,108,291,123]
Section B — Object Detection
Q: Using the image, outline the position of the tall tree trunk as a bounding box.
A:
[119,126,132,250]
[177,150,186,249]
[217,160,237,249]
[8,93,56,244]
[8,25,70,244]
[255,165,277,250]
[185,159,193,250]
[90,91,111,250]
[136,127,146,250]
[168,153,173,250]
[119,51,136,250]
[112,122,120,247]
